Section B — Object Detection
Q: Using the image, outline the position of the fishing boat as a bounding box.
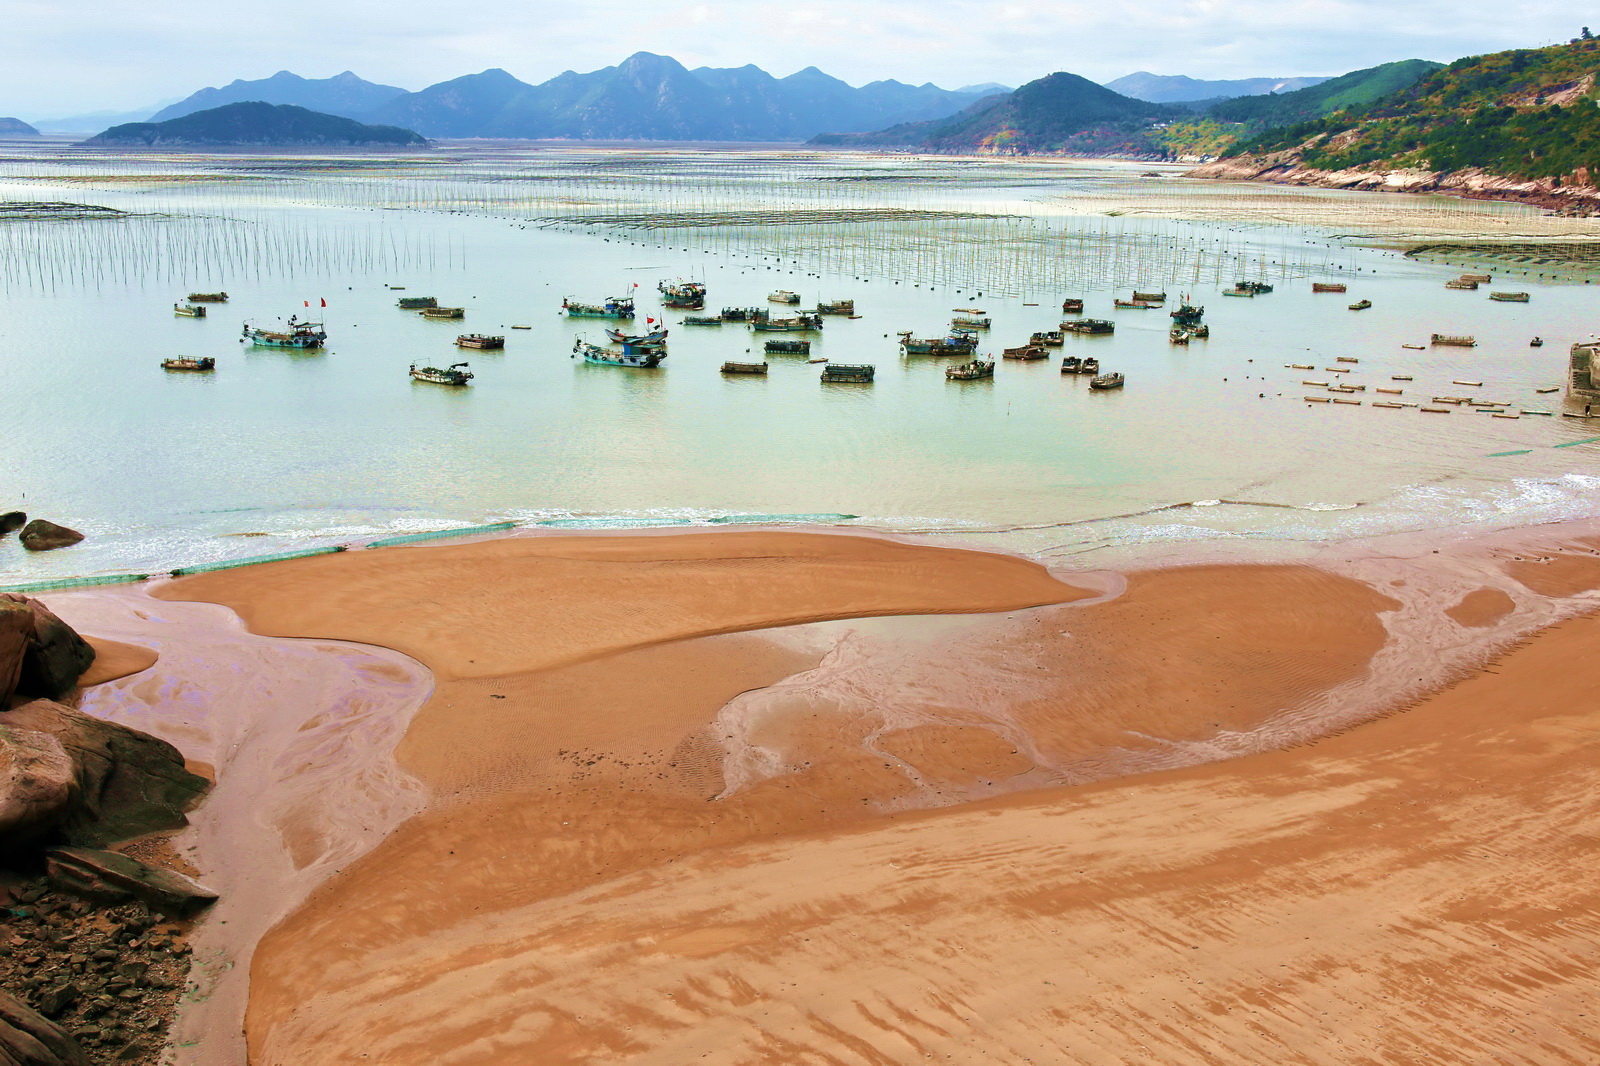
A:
[563,296,636,320]
[1061,319,1114,335]
[1061,298,1085,314]
[397,296,437,310]
[605,326,668,347]
[659,279,707,309]
[753,313,823,332]
[768,290,802,304]
[1002,345,1048,360]
[1222,287,1255,297]
[899,330,977,355]
[1233,281,1272,295]
[160,356,214,371]
[572,339,664,367]
[1312,283,1348,293]
[1531,336,1544,348]
[1170,303,1204,324]
[765,339,811,354]
[951,315,991,329]
[1169,328,1191,345]
[946,359,995,380]
[242,316,326,349]
[721,362,768,375]
[1189,324,1210,338]
[187,292,228,303]
[1490,291,1531,302]
[1132,290,1166,303]
[1431,333,1477,347]
[1402,343,1426,350]
[1081,357,1100,375]
[1460,273,1492,283]
[816,299,855,315]
[1445,279,1479,290]
[683,315,723,326]
[1030,330,1064,347]
[1060,355,1082,374]
[1349,299,1373,310]
[409,362,473,386]
[174,303,206,318]
[720,306,761,321]
[421,306,465,319]
[1089,372,1124,390]
[1114,298,1160,309]
[821,363,874,382]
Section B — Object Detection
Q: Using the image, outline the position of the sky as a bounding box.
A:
[5,0,1592,118]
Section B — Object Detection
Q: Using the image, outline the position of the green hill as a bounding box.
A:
[811,72,1181,154]
[84,102,427,148]
[1224,38,1600,181]
[1207,60,1443,129]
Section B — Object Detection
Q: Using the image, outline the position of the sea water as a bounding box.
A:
[2,145,1598,580]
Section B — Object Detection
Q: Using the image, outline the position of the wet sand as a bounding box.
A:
[60,526,1598,1063]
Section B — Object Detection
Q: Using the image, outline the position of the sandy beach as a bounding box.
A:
[42,525,1595,1063]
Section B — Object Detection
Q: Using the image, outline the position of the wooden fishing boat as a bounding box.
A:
[456,334,504,349]
[1170,303,1204,324]
[1132,290,1166,303]
[1061,319,1114,335]
[721,362,768,375]
[753,313,823,332]
[160,356,214,371]
[1432,334,1477,347]
[1402,343,1425,350]
[1349,299,1372,310]
[720,307,761,321]
[242,316,325,349]
[1088,372,1124,390]
[1445,279,1479,290]
[187,292,228,303]
[1169,328,1191,345]
[397,296,437,310]
[1189,324,1209,338]
[1460,273,1492,283]
[1114,299,1160,309]
[572,339,664,367]
[821,363,874,382]
[421,306,465,319]
[945,359,995,380]
[563,296,636,319]
[1490,291,1531,302]
[951,315,991,329]
[1222,287,1255,297]
[899,331,977,355]
[174,303,206,318]
[409,362,473,386]
[816,299,855,315]
[662,292,704,309]
[765,339,811,354]
[1061,298,1085,314]
[1312,283,1347,293]
[1531,336,1544,347]
[1233,281,1272,295]
[605,326,668,347]
[1337,356,1359,363]
[1080,357,1100,375]
[1002,345,1047,360]
[768,290,801,304]
[683,315,723,325]
[659,279,707,309]
[1060,355,1082,374]
[1536,386,1560,393]
[1030,330,1064,347]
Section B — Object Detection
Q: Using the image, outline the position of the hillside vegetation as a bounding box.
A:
[1229,38,1600,181]
[85,103,428,147]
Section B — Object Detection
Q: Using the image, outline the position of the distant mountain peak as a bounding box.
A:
[151,70,407,123]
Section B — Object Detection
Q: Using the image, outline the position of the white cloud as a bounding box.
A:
[0,0,1590,118]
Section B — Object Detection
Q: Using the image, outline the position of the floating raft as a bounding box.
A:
[1336,356,1359,363]
[721,361,769,375]
[1312,283,1348,293]
[1433,334,1477,347]
[821,363,874,383]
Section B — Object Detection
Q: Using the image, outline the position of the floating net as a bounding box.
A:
[169,545,347,576]
[365,522,517,548]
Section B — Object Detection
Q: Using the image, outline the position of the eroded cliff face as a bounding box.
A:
[1188,149,1600,213]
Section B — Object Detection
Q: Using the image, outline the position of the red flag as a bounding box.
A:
[304,300,309,307]
[647,316,655,325]
[320,298,326,308]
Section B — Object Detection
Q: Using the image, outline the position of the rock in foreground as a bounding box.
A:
[0,990,89,1066]
[3,595,96,700]
[45,847,217,917]
[0,511,25,535]
[18,521,83,552]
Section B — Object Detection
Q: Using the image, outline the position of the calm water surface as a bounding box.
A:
[3,147,1598,580]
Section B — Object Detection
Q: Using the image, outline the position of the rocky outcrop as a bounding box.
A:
[0,598,30,706]
[43,848,216,918]
[18,521,83,553]
[0,990,89,1066]
[1189,152,1600,213]
[0,701,208,850]
[3,596,96,701]
[0,512,25,535]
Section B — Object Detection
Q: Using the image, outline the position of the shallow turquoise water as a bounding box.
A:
[2,149,1598,580]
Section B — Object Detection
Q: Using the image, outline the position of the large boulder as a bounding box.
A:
[0,511,24,535]
[0,725,75,848]
[0,990,89,1066]
[45,846,217,917]
[18,521,83,552]
[0,701,208,849]
[1,596,96,700]
[0,598,29,706]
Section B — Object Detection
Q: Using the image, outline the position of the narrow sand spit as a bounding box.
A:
[44,524,1591,1064]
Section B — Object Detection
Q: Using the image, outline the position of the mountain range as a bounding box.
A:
[84,102,427,148]
[1105,72,1331,104]
[150,71,407,123]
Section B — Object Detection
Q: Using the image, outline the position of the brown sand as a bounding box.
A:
[78,636,158,686]
[1445,587,1517,628]
[151,530,1492,1064]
